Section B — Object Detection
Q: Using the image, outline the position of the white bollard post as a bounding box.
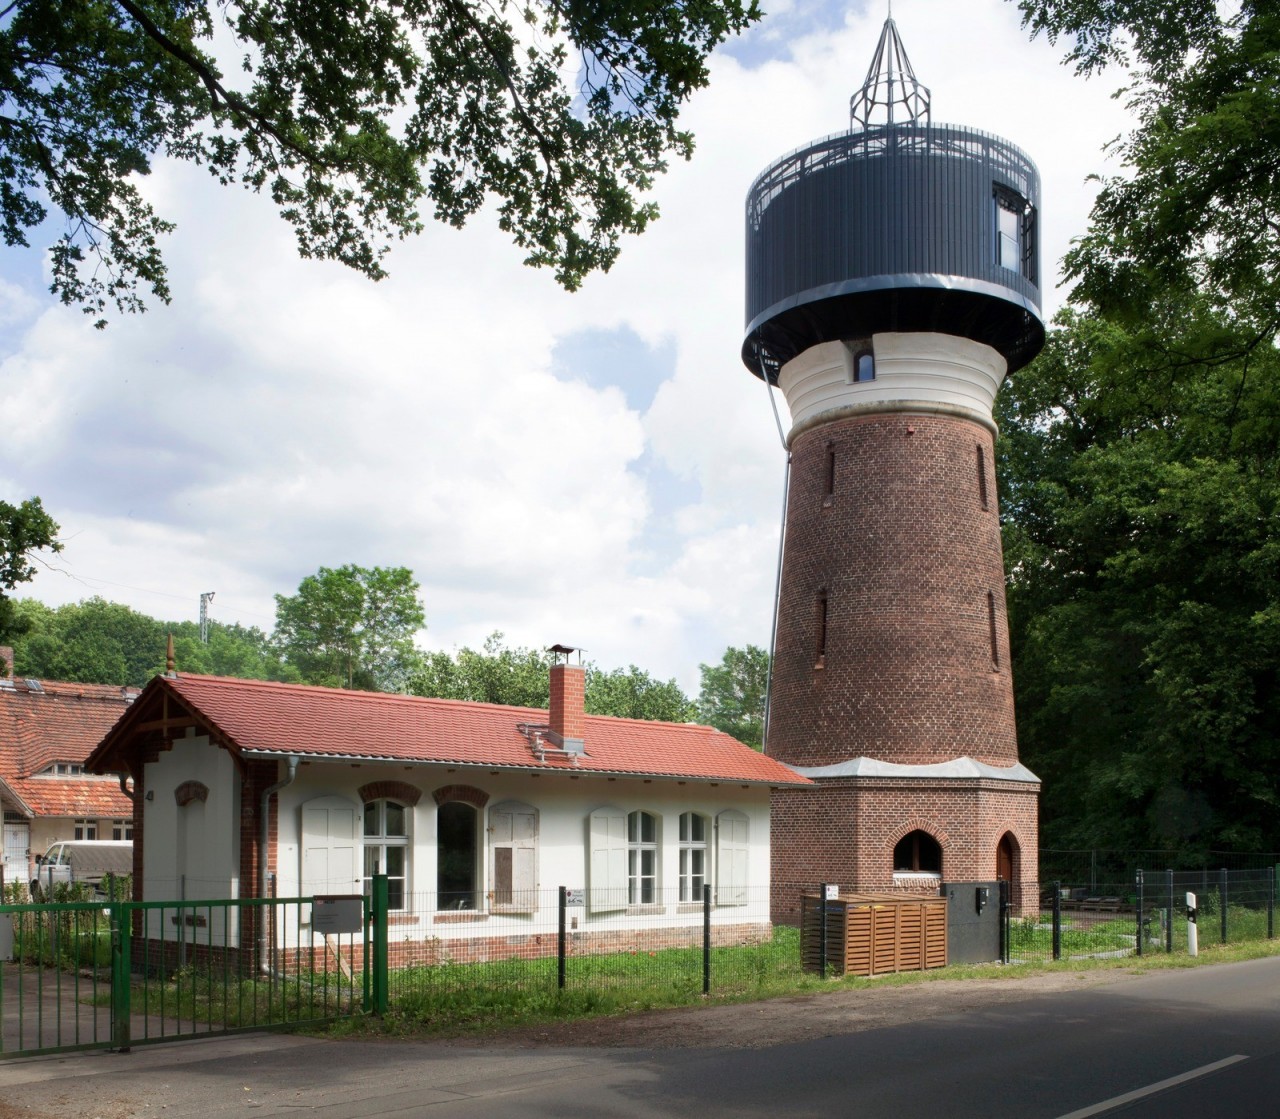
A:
[1186,891,1198,957]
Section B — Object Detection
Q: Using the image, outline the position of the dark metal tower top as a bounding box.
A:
[850,15,930,129]
[741,14,1045,382]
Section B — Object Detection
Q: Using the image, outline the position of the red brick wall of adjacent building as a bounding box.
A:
[767,410,1017,769]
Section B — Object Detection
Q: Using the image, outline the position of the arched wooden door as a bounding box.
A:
[996,833,1015,882]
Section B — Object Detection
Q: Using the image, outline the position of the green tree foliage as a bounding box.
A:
[0,498,61,638]
[273,565,425,691]
[997,306,1280,854]
[696,644,768,749]
[6,596,292,686]
[163,619,296,683]
[2,0,761,326]
[410,632,694,721]
[585,664,694,723]
[1006,0,1280,856]
[411,632,553,707]
[1017,0,1280,335]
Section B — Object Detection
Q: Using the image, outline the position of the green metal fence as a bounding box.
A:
[1,892,369,1059]
[1004,867,1279,964]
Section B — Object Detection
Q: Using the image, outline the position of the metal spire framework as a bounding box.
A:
[849,15,931,129]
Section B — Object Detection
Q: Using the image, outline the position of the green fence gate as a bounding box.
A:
[0,892,369,1059]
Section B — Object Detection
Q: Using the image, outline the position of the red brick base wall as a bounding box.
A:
[770,778,1039,923]
[133,922,772,977]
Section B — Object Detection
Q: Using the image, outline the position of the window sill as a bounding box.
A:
[433,911,490,925]
[676,902,703,914]
[625,904,667,917]
[388,913,419,926]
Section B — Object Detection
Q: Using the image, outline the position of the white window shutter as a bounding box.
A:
[715,810,750,907]
[489,801,539,912]
[300,796,360,895]
[588,806,627,913]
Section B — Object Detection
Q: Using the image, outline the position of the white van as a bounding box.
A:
[33,840,133,897]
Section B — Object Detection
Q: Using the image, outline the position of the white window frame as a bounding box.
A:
[73,819,97,841]
[363,799,410,911]
[678,812,708,902]
[628,810,659,905]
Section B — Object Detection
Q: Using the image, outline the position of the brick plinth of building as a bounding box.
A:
[769,777,1039,923]
[133,922,772,978]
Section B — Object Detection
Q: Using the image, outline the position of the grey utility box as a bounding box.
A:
[943,880,1002,964]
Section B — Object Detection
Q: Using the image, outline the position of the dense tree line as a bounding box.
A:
[0,571,767,741]
[1002,0,1280,854]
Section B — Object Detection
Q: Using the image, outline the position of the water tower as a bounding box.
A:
[745,16,1042,917]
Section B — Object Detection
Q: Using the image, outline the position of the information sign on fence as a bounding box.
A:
[313,895,363,934]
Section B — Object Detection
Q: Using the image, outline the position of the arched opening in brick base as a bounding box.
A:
[996,831,1019,906]
[893,829,942,872]
[893,829,942,877]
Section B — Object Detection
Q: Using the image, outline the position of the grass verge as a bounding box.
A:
[324,928,1280,1041]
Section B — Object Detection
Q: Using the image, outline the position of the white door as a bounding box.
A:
[3,823,29,886]
[300,797,360,896]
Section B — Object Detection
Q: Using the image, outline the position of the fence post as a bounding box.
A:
[558,887,567,991]
[361,892,372,1014]
[1220,867,1228,945]
[1135,869,1144,957]
[1052,880,1061,961]
[1264,865,1274,937]
[1054,875,1064,952]
[371,874,388,1016]
[999,879,1010,964]
[1166,869,1174,954]
[702,883,711,996]
[1270,866,1276,941]
[110,903,131,1052]
[818,884,829,980]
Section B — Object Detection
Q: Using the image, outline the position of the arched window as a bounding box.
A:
[678,812,707,902]
[628,810,659,904]
[437,801,477,910]
[893,830,942,875]
[363,799,409,910]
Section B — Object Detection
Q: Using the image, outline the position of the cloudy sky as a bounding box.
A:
[0,0,1131,693]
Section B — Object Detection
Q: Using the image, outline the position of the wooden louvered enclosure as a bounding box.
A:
[801,893,948,977]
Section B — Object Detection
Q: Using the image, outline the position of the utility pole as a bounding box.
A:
[199,591,216,643]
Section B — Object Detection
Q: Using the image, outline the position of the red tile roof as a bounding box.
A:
[91,674,810,787]
[0,679,137,818]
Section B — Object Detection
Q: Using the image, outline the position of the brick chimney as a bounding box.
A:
[548,652,586,755]
[0,646,13,679]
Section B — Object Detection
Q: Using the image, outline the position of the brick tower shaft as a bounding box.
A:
[767,334,1017,769]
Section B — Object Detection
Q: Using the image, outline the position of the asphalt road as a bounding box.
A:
[3,958,1279,1118]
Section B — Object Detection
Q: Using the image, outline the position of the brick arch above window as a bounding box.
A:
[174,780,208,807]
[886,819,953,851]
[433,784,489,809]
[358,780,423,807]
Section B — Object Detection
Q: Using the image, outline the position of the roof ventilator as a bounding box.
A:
[517,722,584,765]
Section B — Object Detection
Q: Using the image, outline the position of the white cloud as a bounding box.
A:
[0,0,1131,694]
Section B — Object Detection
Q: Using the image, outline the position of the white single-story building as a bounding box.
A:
[87,659,808,964]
